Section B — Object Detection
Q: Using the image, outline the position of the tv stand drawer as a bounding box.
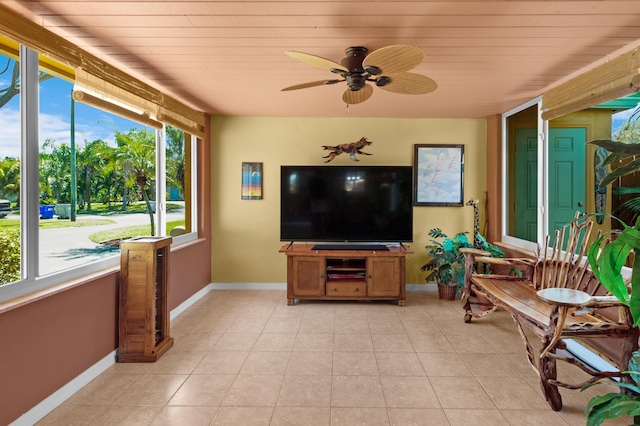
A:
[326,282,365,297]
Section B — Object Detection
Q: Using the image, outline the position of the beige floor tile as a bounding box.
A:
[500,352,539,380]
[476,376,551,409]
[277,375,332,407]
[372,334,414,352]
[175,332,223,352]
[445,332,497,353]
[226,317,267,333]
[293,333,334,351]
[112,374,188,406]
[334,318,370,333]
[376,352,425,376]
[387,408,449,426]
[368,319,406,334]
[253,333,297,351]
[334,305,367,320]
[417,352,473,377]
[271,407,331,426]
[211,406,274,425]
[459,352,521,377]
[150,406,217,425]
[333,351,379,375]
[299,317,336,334]
[429,376,496,409]
[330,407,390,426]
[500,409,570,425]
[168,374,235,406]
[90,405,162,425]
[37,404,107,425]
[443,408,509,425]
[212,332,260,351]
[380,376,440,408]
[331,375,386,408]
[333,333,374,352]
[146,350,207,375]
[221,374,284,407]
[193,351,249,375]
[399,318,435,335]
[408,333,456,353]
[105,362,154,375]
[65,373,141,406]
[286,351,333,376]
[239,351,291,375]
[262,318,301,334]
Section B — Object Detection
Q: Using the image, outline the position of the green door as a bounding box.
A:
[514,128,586,243]
[548,128,587,238]
[514,128,538,241]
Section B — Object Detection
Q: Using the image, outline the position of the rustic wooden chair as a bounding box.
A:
[460,215,639,411]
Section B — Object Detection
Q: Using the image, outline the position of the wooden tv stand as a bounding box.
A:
[279,244,412,306]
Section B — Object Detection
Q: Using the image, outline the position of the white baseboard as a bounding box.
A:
[170,283,216,320]
[10,350,118,426]
[209,282,287,290]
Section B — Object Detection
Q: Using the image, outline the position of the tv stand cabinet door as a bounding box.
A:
[291,256,325,297]
[367,257,401,297]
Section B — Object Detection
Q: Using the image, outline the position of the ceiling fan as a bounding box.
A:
[281,45,438,105]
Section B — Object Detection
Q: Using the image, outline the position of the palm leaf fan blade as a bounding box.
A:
[379,72,438,94]
[342,84,373,105]
[284,51,347,72]
[363,45,424,75]
[281,80,340,91]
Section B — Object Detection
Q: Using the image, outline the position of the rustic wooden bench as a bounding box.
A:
[460,216,639,411]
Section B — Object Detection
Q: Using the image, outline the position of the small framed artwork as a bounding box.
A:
[413,144,464,206]
[241,162,263,200]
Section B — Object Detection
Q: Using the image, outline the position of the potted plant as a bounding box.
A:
[421,228,503,300]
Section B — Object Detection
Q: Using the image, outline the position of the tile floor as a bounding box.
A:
[37,290,629,425]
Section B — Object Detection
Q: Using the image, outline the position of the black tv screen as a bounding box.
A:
[280,165,413,242]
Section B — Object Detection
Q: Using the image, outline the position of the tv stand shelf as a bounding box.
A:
[279,244,412,306]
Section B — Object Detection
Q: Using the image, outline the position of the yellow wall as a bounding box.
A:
[210,116,487,285]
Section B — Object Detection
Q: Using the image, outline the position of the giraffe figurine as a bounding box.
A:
[466,199,482,249]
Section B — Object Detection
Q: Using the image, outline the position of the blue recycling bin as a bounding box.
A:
[40,205,55,219]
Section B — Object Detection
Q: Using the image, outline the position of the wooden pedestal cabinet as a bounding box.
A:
[118,236,173,362]
[280,244,412,306]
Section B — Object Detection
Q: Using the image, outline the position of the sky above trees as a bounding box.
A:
[0,67,149,159]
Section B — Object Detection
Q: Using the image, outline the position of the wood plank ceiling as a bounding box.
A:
[2,0,640,118]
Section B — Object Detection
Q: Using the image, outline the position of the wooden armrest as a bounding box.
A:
[475,256,536,267]
[584,296,627,308]
[459,248,490,256]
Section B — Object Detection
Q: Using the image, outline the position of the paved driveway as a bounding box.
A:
[37,209,185,275]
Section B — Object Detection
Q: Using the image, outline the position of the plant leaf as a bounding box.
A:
[589,139,640,156]
[601,158,640,188]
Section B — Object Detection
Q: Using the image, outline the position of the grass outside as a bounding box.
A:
[0,218,115,229]
[88,220,186,244]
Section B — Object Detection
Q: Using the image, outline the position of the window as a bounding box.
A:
[502,94,639,252]
[0,38,197,300]
[0,38,21,285]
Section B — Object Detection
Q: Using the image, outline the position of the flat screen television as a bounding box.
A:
[280,165,413,243]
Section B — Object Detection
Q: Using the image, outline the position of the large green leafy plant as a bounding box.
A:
[585,111,640,424]
[421,228,503,293]
[583,351,640,425]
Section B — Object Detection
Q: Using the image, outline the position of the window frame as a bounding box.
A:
[0,44,199,304]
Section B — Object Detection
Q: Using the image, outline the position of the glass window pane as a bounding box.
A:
[0,47,21,285]
[38,65,156,276]
[166,126,187,236]
[506,105,539,243]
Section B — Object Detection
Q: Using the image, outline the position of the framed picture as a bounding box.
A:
[413,144,464,206]
[241,162,263,200]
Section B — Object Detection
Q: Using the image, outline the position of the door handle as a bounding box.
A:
[578,202,584,207]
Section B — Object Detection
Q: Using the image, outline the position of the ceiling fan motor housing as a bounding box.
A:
[342,47,369,91]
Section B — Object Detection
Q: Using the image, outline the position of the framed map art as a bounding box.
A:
[413,144,464,206]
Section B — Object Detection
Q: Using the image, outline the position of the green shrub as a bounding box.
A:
[0,229,20,285]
